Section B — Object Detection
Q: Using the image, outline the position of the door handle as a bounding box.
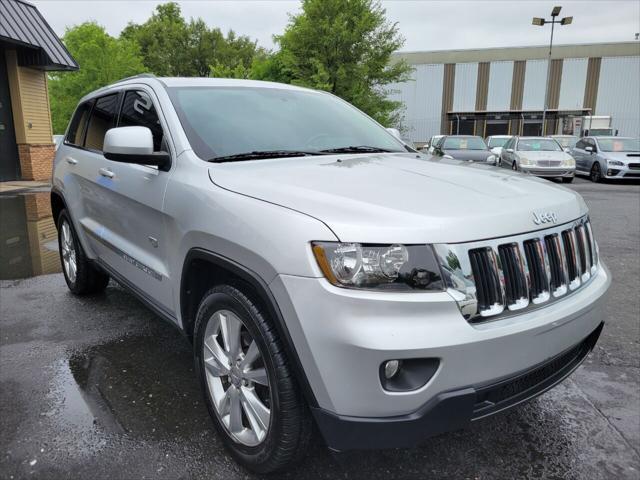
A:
[66,157,78,165]
[99,167,114,178]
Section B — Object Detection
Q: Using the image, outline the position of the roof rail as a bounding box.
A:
[112,73,157,84]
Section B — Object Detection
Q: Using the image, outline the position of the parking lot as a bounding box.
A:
[0,177,638,480]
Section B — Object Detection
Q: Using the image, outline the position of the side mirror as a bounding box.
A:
[506,148,514,154]
[104,126,170,169]
[386,127,402,140]
[585,146,594,153]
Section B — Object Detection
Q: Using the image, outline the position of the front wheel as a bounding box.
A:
[590,163,602,183]
[512,161,518,171]
[194,285,312,473]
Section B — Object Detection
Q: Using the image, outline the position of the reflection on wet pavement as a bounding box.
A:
[0,192,60,280]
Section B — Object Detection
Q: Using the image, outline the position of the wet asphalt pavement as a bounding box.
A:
[1,177,639,480]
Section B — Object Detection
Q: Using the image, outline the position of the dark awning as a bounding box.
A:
[0,0,78,71]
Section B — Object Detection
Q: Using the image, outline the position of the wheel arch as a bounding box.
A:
[180,248,318,408]
[50,187,66,227]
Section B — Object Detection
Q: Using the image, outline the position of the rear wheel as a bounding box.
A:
[590,163,602,183]
[57,210,110,295]
[194,285,312,473]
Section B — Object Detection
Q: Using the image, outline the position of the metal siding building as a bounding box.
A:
[391,42,640,143]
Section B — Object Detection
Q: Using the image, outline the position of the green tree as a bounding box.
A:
[273,0,412,126]
[122,3,262,78]
[120,2,192,76]
[48,22,145,134]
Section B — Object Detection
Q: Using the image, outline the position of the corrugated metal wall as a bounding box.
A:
[522,59,548,109]
[389,63,444,142]
[558,57,588,110]
[486,61,513,111]
[452,62,478,111]
[596,56,640,137]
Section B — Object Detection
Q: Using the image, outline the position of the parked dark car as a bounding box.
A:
[433,135,496,163]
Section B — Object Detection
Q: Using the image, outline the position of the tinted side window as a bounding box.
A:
[575,139,586,149]
[587,139,597,151]
[66,101,92,146]
[119,90,164,152]
[85,93,120,152]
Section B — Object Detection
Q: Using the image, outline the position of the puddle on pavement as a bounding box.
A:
[0,191,61,280]
[49,332,213,443]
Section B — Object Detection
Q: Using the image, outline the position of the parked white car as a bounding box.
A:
[500,136,576,182]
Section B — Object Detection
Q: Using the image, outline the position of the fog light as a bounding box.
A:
[384,360,401,379]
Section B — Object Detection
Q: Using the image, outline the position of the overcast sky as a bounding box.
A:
[32,0,640,52]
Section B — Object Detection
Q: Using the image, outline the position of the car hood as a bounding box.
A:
[442,149,492,162]
[518,151,572,161]
[603,151,640,163]
[208,153,588,244]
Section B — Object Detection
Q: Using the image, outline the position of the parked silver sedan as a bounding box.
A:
[570,136,640,182]
[500,136,575,183]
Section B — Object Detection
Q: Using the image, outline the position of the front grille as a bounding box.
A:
[435,216,599,323]
[629,163,640,170]
[472,322,603,419]
[536,160,562,167]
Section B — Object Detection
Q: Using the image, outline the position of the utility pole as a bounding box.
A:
[532,6,573,135]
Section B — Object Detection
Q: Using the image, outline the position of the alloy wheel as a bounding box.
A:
[60,220,77,283]
[203,309,271,447]
[591,163,601,182]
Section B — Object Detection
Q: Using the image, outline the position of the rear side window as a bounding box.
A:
[85,93,120,152]
[119,90,164,152]
[66,101,92,146]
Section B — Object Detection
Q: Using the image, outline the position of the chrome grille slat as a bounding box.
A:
[434,216,599,324]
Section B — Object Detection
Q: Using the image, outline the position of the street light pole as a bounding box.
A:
[533,6,573,136]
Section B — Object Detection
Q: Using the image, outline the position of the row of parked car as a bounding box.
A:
[419,134,640,183]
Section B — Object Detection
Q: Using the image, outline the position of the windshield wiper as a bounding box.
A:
[318,145,395,154]
[208,150,325,163]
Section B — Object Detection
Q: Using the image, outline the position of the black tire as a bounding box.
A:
[194,284,312,474]
[57,209,110,295]
[562,177,574,183]
[590,163,602,183]
[512,161,518,171]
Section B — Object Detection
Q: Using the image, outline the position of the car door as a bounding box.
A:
[572,138,586,172]
[60,94,120,260]
[584,138,598,173]
[91,87,176,314]
[502,137,514,167]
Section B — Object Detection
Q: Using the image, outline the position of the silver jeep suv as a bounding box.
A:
[52,75,610,473]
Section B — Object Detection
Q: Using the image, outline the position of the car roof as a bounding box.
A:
[80,75,317,103]
[487,135,511,138]
[445,135,482,138]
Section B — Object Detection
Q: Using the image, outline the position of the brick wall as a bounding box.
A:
[17,144,54,181]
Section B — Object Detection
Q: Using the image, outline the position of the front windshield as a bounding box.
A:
[487,137,509,148]
[555,136,577,148]
[597,138,640,152]
[443,137,487,150]
[168,86,405,159]
[517,138,562,152]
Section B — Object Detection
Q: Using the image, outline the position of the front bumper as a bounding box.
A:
[270,262,610,450]
[520,165,575,178]
[604,163,640,179]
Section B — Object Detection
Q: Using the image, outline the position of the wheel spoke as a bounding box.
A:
[240,340,260,370]
[203,337,231,376]
[228,387,243,433]
[220,312,242,360]
[240,387,270,437]
[217,387,231,416]
[244,367,268,386]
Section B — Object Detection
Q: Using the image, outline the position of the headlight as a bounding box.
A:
[487,154,496,164]
[519,157,534,166]
[311,242,444,291]
[607,159,624,166]
[562,157,576,167]
[442,154,454,160]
